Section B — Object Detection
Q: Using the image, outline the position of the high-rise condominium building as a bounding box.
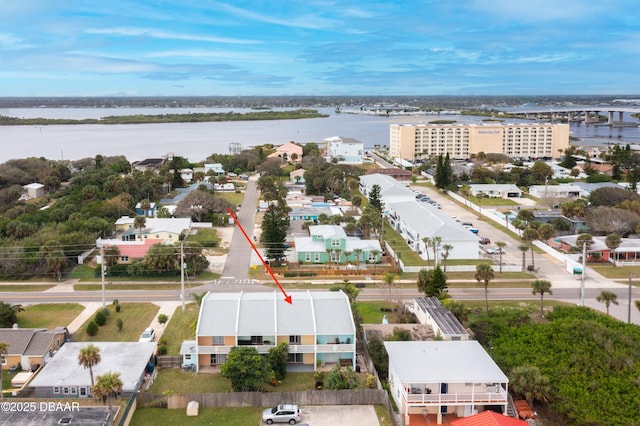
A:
[389,123,570,161]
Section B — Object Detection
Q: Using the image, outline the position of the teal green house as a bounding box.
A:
[293,225,382,265]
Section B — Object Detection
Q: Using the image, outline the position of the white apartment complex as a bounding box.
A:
[389,123,570,161]
[324,136,364,164]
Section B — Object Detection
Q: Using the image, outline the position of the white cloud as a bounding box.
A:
[85,27,260,45]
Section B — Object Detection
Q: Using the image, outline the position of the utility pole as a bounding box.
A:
[180,241,185,313]
[629,273,633,324]
[580,241,586,307]
[100,246,106,309]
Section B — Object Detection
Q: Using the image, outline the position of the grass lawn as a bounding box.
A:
[267,372,315,392]
[375,404,394,426]
[162,303,199,355]
[218,191,244,207]
[73,283,202,291]
[590,264,640,282]
[69,264,219,283]
[0,284,54,292]
[356,301,392,324]
[73,303,159,342]
[149,369,233,394]
[17,303,85,329]
[130,407,260,426]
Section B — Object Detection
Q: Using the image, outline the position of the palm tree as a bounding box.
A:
[518,244,529,272]
[93,371,123,426]
[422,237,432,264]
[0,341,7,399]
[383,272,396,311]
[522,228,539,270]
[133,215,146,240]
[596,290,619,316]
[140,199,151,217]
[531,280,553,317]
[495,241,507,273]
[460,185,471,206]
[370,249,380,274]
[78,344,102,387]
[352,248,363,271]
[475,263,495,314]
[432,236,442,266]
[441,244,453,272]
[510,365,551,407]
[605,233,621,267]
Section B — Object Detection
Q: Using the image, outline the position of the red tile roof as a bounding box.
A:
[106,239,164,259]
[451,411,528,426]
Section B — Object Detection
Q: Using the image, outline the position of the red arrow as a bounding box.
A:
[227,208,292,304]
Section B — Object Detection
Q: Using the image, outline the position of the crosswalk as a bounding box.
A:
[209,279,256,285]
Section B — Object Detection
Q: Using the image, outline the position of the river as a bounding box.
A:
[0,106,638,163]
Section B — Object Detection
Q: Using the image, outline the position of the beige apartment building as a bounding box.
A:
[389,122,570,161]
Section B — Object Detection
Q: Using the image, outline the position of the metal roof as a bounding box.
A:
[415,297,469,337]
[196,291,355,338]
[384,341,508,384]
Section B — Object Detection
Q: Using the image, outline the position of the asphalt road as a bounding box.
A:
[220,175,260,282]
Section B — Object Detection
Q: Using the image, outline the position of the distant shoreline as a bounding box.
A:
[0,109,328,126]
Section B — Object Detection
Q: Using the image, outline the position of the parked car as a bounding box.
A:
[138,327,155,342]
[486,247,505,255]
[479,237,491,245]
[262,404,301,424]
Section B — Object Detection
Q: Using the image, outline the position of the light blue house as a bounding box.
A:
[294,225,381,264]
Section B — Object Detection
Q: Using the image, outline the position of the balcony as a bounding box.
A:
[404,390,507,406]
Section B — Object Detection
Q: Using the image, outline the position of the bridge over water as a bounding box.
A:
[509,107,640,126]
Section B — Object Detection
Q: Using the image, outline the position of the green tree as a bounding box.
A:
[518,244,529,272]
[522,227,539,269]
[605,233,621,267]
[133,215,146,239]
[78,344,101,387]
[368,184,383,212]
[428,266,448,299]
[0,301,21,327]
[267,342,289,381]
[531,280,553,317]
[441,244,453,272]
[325,364,359,390]
[158,313,169,325]
[86,321,99,336]
[92,371,123,426]
[510,365,551,407]
[330,281,360,304]
[475,263,495,314]
[144,243,178,274]
[530,160,553,183]
[94,310,107,326]
[260,200,290,264]
[434,154,452,190]
[596,290,619,316]
[221,346,273,391]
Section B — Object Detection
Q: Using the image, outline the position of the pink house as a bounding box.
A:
[268,142,303,163]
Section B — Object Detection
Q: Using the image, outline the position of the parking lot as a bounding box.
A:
[294,405,380,426]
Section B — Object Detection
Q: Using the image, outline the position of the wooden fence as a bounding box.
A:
[137,389,387,410]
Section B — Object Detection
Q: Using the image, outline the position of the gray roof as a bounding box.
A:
[29,342,157,392]
[387,201,478,242]
[309,225,347,239]
[196,291,355,338]
[0,328,59,356]
[415,297,469,337]
[180,340,197,355]
[469,184,522,193]
[384,341,508,384]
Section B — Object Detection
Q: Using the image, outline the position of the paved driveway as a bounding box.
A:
[297,405,380,426]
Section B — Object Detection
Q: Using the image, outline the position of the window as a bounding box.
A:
[53,387,60,394]
[63,387,69,395]
[210,354,226,365]
[212,336,224,345]
[251,336,263,344]
[288,353,303,363]
[184,354,192,360]
[120,256,129,262]
[71,387,77,395]
[331,239,341,247]
[80,387,87,397]
[289,335,301,344]
[0,354,5,365]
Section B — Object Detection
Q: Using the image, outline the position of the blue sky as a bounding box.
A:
[1,0,639,96]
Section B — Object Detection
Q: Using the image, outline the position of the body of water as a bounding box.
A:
[0,107,638,163]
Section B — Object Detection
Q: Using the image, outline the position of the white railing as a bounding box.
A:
[198,344,352,355]
[405,391,508,405]
[316,343,356,353]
